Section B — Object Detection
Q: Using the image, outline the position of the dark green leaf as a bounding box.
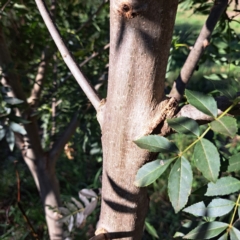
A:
[168,157,193,213]
[207,198,235,217]
[183,222,228,239]
[4,97,24,105]
[194,138,220,182]
[9,115,31,124]
[205,75,237,100]
[167,117,199,137]
[185,89,218,117]
[145,221,159,239]
[6,129,15,151]
[205,177,240,196]
[229,227,240,240]
[134,135,179,153]
[183,201,206,217]
[227,153,240,172]
[134,158,174,187]
[10,122,26,135]
[210,116,237,137]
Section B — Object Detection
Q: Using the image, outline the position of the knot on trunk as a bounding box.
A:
[140,97,179,137]
[117,2,147,19]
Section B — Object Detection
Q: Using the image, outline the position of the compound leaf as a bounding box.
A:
[168,156,193,213]
[210,116,237,137]
[167,117,199,137]
[228,153,240,172]
[134,158,174,187]
[205,177,240,196]
[207,198,235,217]
[134,135,179,153]
[183,222,228,239]
[229,227,240,240]
[183,201,206,217]
[185,89,218,117]
[194,138,220,182]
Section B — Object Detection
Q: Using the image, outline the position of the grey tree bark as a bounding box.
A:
[96,1,178,239]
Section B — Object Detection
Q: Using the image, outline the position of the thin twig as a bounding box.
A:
[0,0,11,12]
[63,43,109,82]
[169,0,228,101]
[35,0,101,110]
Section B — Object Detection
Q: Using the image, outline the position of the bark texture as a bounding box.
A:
[97,1,178,239]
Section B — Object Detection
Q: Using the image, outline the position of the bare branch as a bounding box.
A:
[76,0,109,33]
[63,43,109,82]
[35,0,101,110]
[27,50,48,107]
[169,0,228,101]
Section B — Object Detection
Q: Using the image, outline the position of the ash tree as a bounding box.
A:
[1,0,240,239]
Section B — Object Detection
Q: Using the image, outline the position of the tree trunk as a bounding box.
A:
[97,1,178,239]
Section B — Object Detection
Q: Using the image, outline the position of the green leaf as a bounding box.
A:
[207,198,235,217]
[185,89,218,117]
[183,201,206,217]
[194,138,220,182]
[9,115,31,124]
[145,221,159,239]
[183,222,228,239]
[210,116,237,137]
[134,158,174,187]
[229,227,240,240]
[167,117,199,137]
[4,97,24,105]
[134,135,179,153]
[205,177,240,196]
[168,156,193,213]
[0,128,6,141]
[183,199,234,218]
[227,153,240,172]
[217,233,229,240]
[6,129,15,151]
[10,122,26,135]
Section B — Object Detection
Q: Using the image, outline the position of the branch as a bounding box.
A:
[35,0,101,110]
[169,0,228,101]
[27,50,48,107]
[49,112,79,163]
[62,43,109,83]
[76,0,109,33]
